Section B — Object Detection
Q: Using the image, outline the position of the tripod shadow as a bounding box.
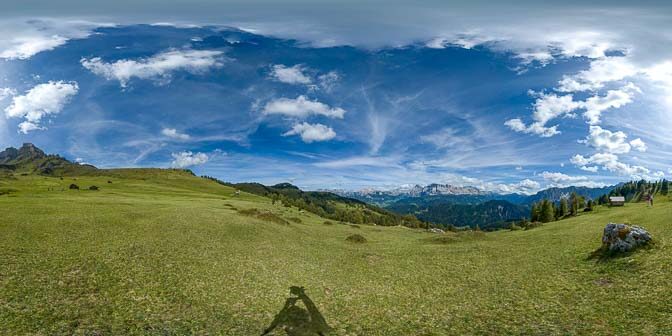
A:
[261,286,333,336]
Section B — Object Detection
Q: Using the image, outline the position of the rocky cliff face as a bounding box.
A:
[0,143,95,175]
[0,143,47,164]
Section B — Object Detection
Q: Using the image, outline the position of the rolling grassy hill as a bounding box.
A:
[1,169,671,335]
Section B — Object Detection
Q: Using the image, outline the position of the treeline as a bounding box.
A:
[594,179,669,204]
[387,199,529,231]
[201,176,427,228]
[525,192,594,227]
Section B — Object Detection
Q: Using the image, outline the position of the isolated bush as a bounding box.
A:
[509,224,522,231]
[257,212,290,225]
[522,221,543,230]
[69,184,79,190]
[89,186,99,191]
[107,180,112,184]
[237,208,289,225]
[323,221,334,225]
[238,208,260,216]
[346,234,367,243]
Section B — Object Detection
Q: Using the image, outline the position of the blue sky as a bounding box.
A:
[0,2,671,192]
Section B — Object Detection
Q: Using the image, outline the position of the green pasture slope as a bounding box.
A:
[1,170,671,335]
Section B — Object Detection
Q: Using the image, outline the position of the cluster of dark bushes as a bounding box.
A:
[68,183,99,191]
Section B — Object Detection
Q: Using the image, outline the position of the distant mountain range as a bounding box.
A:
[333,183,615,206]
[333,183,616,230]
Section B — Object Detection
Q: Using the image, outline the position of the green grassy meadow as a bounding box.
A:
[1,171,671,335]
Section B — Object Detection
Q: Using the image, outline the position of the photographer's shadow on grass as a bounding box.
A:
[262,286,333,336]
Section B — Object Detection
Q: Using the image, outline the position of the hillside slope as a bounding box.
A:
[218,180,422,227]
[1,171,671,335]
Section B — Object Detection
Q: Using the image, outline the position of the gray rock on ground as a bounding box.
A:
[602,223,652,253]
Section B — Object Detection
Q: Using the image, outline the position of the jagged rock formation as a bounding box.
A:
[0,143,96,175]
[0,143,46,165]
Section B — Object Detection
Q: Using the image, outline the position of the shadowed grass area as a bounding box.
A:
[1,172,671,335]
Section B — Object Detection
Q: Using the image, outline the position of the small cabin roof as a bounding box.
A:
[609,196,625,202]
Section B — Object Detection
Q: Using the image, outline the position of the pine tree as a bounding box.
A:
[662,179,669,195]
[540,199,555,223]
[559,198,568,218]
[569,192,579,216]
[585,200,594,211]
[530,203,539,222]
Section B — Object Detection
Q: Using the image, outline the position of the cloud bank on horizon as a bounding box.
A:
[0,2,671,193]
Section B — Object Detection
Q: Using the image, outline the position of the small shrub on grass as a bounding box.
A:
[346,234,367,243]
[237,208,260,216]
[69,184,79,190]
[257,212,290,225]
[237,208,289,225]
[520,221,543,230]
[323,221,334,225]
[89,186,99,191]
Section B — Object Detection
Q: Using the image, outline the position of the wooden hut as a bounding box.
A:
[609,196,625,206]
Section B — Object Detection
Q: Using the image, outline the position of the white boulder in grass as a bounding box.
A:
[602,223,652,253]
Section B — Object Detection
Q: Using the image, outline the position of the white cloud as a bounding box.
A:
[0,88,15,101]
[81,49,225,87]
[4,81,79,133]
[504,118,560,137]
[161,128,190,140]
[317,71,340,92]
[494,179,540,195]
[579,126,631,154]
[270,64,312,84]
[507,83,639,136]
[426,34,493,50]
[629,138,647,152]
[0,20,108,60]
[283,122,336,143]
[505,91,581,137]
[540,171,587,184]
[530,92,582,125]
[557,57,638,92]
[582,83,639,125]
[170,151,209,168]
[262,95,345,119]
[579,165,599,173]
[570,152,650,177]
[538,171,606,188]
